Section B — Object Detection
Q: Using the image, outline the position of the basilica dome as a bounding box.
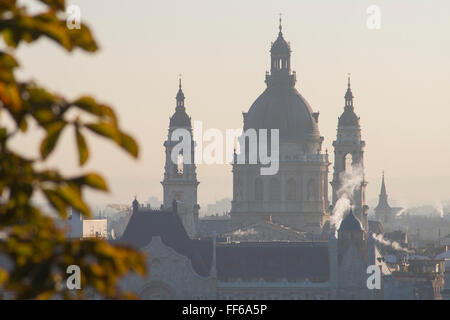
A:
[243,21,320,142]
[244,86,320,141]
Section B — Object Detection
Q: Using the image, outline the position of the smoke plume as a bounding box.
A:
[371,233,413,253]
[330,164,364,233]
[395,207,407,217]
[434,201,444,218]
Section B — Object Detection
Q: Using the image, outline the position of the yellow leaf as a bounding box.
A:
[40,121,66,159]
[75,128,89,165]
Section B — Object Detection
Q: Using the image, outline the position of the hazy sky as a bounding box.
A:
[11,0,450,211]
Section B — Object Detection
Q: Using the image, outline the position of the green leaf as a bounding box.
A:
[85,122,120,142]
[42,188,68,218]
[40,121,66,159]
[74,96,117,123]
[75,128,89,165]
[55,185,90,218]
[119,132,139,158]
[70,173,108,191]
[84,173,108,191]
[68,24,99,52]
[38,0,66,10]
[0,82,22,111]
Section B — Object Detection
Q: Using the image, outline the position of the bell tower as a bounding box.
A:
[161,78,199,237]
[331,76,369,231]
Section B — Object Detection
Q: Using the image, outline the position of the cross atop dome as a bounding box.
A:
[279,13,282,34]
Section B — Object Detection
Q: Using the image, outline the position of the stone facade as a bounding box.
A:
[330,77,369,231]
[121,236,216,299]
[161,80,200,237]
[229,21,330,234]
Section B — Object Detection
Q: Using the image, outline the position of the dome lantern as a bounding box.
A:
[266,15,295,88]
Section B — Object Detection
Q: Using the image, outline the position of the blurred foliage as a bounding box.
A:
[0,0,146,299]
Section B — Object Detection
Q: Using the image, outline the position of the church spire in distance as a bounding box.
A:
[380,171,387,197]
[376,171,391,210]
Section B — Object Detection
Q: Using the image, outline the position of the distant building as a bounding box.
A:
[374,173,393,223]
[82,219,107,239]
[229,19,330,234]
[197,215,231,238]
[69,209,108,239]
[374,173,406,228]
[118,202,395,300]
[435,250,450,299]
[386,259,445,300]
[331,76,369,232]
[161,79,200,237]
[118,19,445,300]
[119,203,331,299]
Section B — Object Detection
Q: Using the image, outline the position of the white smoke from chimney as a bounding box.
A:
[434,201,444,218]
[330,164,364,234]
[371,233,413,253]
[330,196,351,232]
[396,207,407,217]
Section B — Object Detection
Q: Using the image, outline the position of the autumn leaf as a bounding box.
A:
[75,127,89,165]
[40,121,66,159]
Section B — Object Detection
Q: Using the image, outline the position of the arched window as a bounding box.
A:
[345,153,353,174]
[254,178,264,201]
[177,153,183,174]
[286,178,296,201]
[307,178,316,201]
[269,178,281,201]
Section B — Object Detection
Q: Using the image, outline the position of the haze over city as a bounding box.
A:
[12,0,450,210]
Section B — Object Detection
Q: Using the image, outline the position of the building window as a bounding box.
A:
[286,178,296,200]
[177,153,184,174]
[307,178,316,201]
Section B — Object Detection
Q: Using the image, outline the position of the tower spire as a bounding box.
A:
[345,73,354,110]
[279,13,282,34]
[176,75,185,111]
[380,171,387,198]
[376,171,390,210]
